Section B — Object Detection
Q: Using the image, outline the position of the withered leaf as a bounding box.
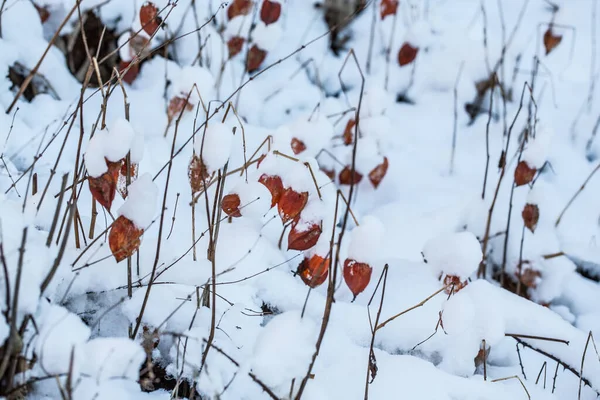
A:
[258,174,284,207]
[88,160,122,210]
[398,42,418,67]
[227,36,245,58]
[247,45,267,73]
[278,188,308,223]
[296,255,329,288]
[543,27,562,55]
[368,157,388,188]
[288,220,322,251]
[291,138,306,155]
[222,193,243,218]
[522,203,539,233]
[514,161,536,187]
[339,166,363,185]
[228,0,253,19]
[343,259,372,299]
[260,0,282,25]
[109,215,144,263]
[140,2,162,37]
[380,0,398,19]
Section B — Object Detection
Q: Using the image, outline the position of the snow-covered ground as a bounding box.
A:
[1,0,600,398]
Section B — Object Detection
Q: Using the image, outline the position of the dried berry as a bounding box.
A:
[260,0,281,25]
[398,42,418,67]
[288,219,322,251]
[522,203,540,233]
[109,216,144,263]
[278,188,308,223]
[247,45,267,73]
[514,161,536,186]
[297,255,329,288]
[343,259,372,299]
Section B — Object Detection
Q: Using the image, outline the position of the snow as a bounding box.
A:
[2,0,600,399]
[118,173,158,228]
[194,122,233,172]
[422,231,483,280]
[251,311,317,393]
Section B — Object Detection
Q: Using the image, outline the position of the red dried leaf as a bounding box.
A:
[140,2,162,37]
[118,60,140,85]
[291,138,306,155]
[543,27,562,55]
[297,255,329,288]
[222,193,243,218]
[288,219,322,251]
[189,155,210,194]
[88,160,122,210]
[514,161,536,186]
[522,203,540,233]
[368,157,388,188]
[258,174,284,207]
[109,215,144,263]
[343,119,356,146]
[380,0,398,19]
[339,166,363,185]
[117,162,138,199]
[278,188,308,223]
[398,42,418,67]
[247,45,267,73]
[228,0,253,20]
[227,36,245,58]
[34,4,50,23]
[260,0,281,25]
[442,274,468,295]
[168,96,194,122]
[343,259,372,299]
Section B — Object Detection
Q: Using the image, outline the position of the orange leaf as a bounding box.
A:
[288,219,322,251]
[222,193,242,217]
[296,255,329,288]
[140,2,162,37]
[398,42,418,67]
[260,0,281,25]
[343,119,356,146]
[188,155,210,194]
[118,60,140,85]
[228,0,253,20]
[227,36,245,58]
[380,0,398,19]
[109,216,144,263]
[368,157,388,188]
[343,259,372,299]
[278,188,308,223]
[543,27,562,55]
[258,174,284,207]
[339,166,363,185]
[247,45,267,73]
[291,138,306,155]
[88,160,122,210]
[522,203,539,233]
[514,161,536,186]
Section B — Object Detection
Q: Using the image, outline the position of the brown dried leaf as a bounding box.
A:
[247,45,267,73]
[278,188,308,223]
[227,36,245,58]
[442,274,468,295]
[522,203,540,233]
[118,60,140,85]
[117,162,138,199]
[109,215,144,263]
[88,160,122,210]
[168,95,194,122]
[140,2,162,37]
[297,254,329,288]
[519,268,541,289]
[380,0,398,19]
[543,27,562,55]
[288,219,322,251]
[188,155,210,194]
[514,161,536,186]
[258,174,284,207]
[343,259,372,299]
[343,119,356,146]
[222,193,243,218]
[291,138,306,155]
[339,166,363,185]
[368,157,388,188]
[260,0,282,25]
[228,0,253,20]
[398,42,418,67]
